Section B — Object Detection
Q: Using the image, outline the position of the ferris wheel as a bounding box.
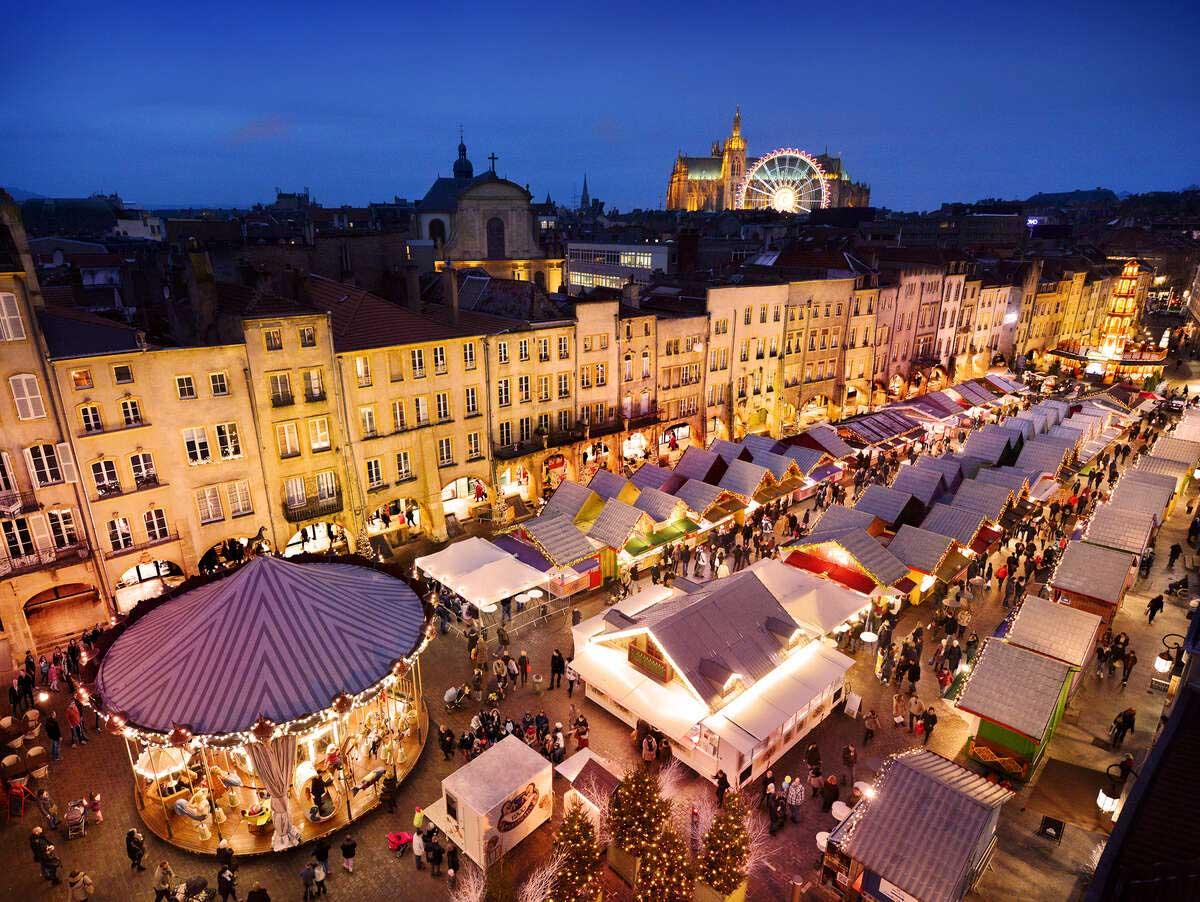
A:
[735,148,830,213]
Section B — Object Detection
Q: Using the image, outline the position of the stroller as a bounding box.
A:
[64,799,88,839]
[444,685,468,712]
[387,830,413,857]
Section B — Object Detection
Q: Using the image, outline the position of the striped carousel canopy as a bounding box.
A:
[97,556,425,736]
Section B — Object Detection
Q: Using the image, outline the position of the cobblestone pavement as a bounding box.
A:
[2,381,1195,901]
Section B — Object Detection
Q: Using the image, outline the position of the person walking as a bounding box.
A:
[29,826,48,865]
[300,862,317,901]
[908,696,925,733]
[921,707,938,745]
[549,649,565,689]
[313,837,331,883]
[40,844,62,886]
[126,827,147,871]
[66,869,94,901]
[217,864,238,902]
[1169,542,1183,569]
[65,698,87,746]
[565,661,577,697]
[1147,594,1165,624]
[862,710,880,746]
[153,860,176,901]
[1111,708,1136,748]
[1121,650,1138,689]
[45,711,62,761]
[340,834,357,873]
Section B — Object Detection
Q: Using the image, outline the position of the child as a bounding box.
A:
[340,834,357,873]
[88,792,103,823]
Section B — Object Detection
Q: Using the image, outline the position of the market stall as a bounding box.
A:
[955,639,1073,781]
[1004,595,1101,696]
[920,502,996,554]
[854,485,923,530]
[1083,505,1156,558]
[556,749,622,832]
[587,468,640,504]
[415,537,549,613]
[505,511,604,597]
[1048,541,1135,626]
[885,525,971,600]
[890,465,947,508]
[672,479,747,526]
[422,735,552,871]
[96,556,429,855]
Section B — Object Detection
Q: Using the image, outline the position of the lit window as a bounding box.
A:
[264,329,283,351]
[71,369,93,390]
[216,422,242,459]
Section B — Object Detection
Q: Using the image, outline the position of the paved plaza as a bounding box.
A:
[2,379,1196,902]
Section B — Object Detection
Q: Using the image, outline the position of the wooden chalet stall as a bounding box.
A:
[1048,541,1135,627]
[1004,595,1102,696]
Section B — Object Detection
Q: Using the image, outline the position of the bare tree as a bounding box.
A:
[448,859,488,902]
[743,808,773,878]
[576,776,617,848]
[656,758,689,804]
[517,848,566,902]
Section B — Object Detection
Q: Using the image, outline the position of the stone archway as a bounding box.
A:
[283,521,351,558]
[25,582,107,650]
[441,475,491,527]
[113,560,185,614]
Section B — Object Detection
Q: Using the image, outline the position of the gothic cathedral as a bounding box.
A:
[666,108,746,212]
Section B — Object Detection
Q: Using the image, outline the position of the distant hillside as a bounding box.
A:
[1025,188,1119,207]
[2,187,45,202]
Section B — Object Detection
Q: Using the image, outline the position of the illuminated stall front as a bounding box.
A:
[95,556,430,855]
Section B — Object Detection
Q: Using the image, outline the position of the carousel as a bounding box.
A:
[95,555,430,855]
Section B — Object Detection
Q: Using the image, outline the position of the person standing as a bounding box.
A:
[565,660,578,697]
[340,834,357,873]
[908,696,925,733]
[153,861,175,901]
[862,710,880,746]
[1169,542,1183,569]
[246,882,270,902]
[312,858,328,896]
[921,707,938,745]
[549,649,565,689]
[714,770,730,808]
[65,698,87,746]
[785,774,805,822]
[45,711,62,761]
[217,864,238,902]
[126,828,147,871]
[1147,594,1165,624]
[517,650,530,687]
[427,836,444,877]
[412,828,425,870]
[299,862,317,901]
[41,844,62,886]
[66,869,94,901]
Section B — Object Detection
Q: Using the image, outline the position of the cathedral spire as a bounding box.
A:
[453,128,473,179]
[732,105,742,136]
[580,173,590,211]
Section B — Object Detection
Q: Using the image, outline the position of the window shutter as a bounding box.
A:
[0,294,25,341]
[0,451,13,493]
[23,447,40,486]
[10,376,32,420]
[56,442,78,483]
[29,514,52,552]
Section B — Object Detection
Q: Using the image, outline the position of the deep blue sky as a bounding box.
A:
[5,1,1198,212]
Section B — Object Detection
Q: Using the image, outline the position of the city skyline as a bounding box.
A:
[5,0,1199,212]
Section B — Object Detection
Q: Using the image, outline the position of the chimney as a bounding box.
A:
[404,264,421,313]
[442,266,459,324]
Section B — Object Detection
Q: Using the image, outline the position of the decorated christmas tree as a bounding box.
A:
[634,824,693,902]
[697,792,751,894]
[608,766,670,858]
[548,799,602,901]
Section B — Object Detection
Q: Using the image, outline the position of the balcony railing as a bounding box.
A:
[78,418,149,438]
[104,530,180,560]
[271,392,295,407]
[305,389,327,403]
[0,541,90,577]
[282,491,343,523]
[0,490,42,516]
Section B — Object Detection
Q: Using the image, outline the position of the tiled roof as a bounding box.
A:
[973,467,1031,494]
[913,455,965,489]
[1050,541,1134,603]
[832,749,1012,902]
[673,446,725,483]
[742,434,781,457]
[629,463,673,491]
[587,468,634,501]
[997,417,1035,441]
[955,639,1072,742]
[1150,436,1200,465]
[1132,455,1192,484]
[854,485,916,525]
[751,449,797,481]
[962,431,1011,465]
[1016,439,1070,474]
[544,481,599,521]
[886,525,953,574]
[920,503,986,545]
[587,498,649,548]
[1006,596,1101,667]
[36,306,143,358]
[1083,505,1155,556]
[891,466,945,506]
[953,454,986,479]
[633,487,685,523]
[718,459,771,497]
[1109,478,1175,523]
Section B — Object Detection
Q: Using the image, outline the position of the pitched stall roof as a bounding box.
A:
[1050,541,1134,604]
[798,529,909,587]
[741,434,782,457]
[632,487,687,524]
[673,479,741,519]
[891,466,946,507]
[799,424,853,459]
[1083,505,1156,556]
[521,511,599,567]
[973,467,1032,495]
[718,459,773,498]
[1006,596,1101,668]
[806,504,880,543]
[1014,409,1050,434]
[781,445,827,476]
[673,446,726,484]
[886,525,955,575]
[1151,436,1200,466]
[962,430,1013,465]
[544,480,601,522]
[587,468,637,502]
[920,503,987,546]
[854,485,918,526]
[840,410,923,447]
[708,438,751,464]
[587,498,651,549]
[1109,477,1175,524]
[831,749,1013,902]
[955,639,1072,742]
[1017,438,1071,475]
[998,417,1035,442]
[629,462,674,491]
[950,479,1013,521]
[1131,455,1191,489]
[913,455,965,490]
[751,450,800,482]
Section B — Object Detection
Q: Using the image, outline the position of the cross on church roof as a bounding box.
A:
[487,152,498,173]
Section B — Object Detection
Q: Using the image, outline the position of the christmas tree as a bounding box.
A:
[548,799,602,901]
[697,792,751,894]
[634,824,693,902]
[608,766,670,858]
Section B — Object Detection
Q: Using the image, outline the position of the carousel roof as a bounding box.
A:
[96,556,425,735]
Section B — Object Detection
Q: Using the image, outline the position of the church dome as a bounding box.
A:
[453,137,474,179]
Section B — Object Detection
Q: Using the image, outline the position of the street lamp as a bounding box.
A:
[1096,763,1126,816]
[1155,633,1185,675]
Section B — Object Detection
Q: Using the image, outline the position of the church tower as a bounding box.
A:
[452,129,474,180]
[579,173,590,212]
[721,106,746,209]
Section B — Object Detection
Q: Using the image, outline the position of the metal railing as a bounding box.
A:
[282,491,343,523]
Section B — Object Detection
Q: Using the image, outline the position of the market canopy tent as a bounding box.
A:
[97,556,426,735]
[415,536,510,585]
[416,537,548,609]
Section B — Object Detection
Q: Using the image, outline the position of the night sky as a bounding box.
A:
[5,0,1198,212]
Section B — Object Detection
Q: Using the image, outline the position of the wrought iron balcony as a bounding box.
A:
[104,530,180,560]
[271,392,295,408]
[282,491,343,523]
[0,541,91,577]
[0,490,42,516]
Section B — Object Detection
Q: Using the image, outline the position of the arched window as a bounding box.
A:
[486,217,505,259]
[428,219,446,245]
[623,353,633,382]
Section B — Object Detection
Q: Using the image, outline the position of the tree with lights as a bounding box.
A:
[696,791,751,901]
[546,800,602,901]
[634,824,693,902]
[607,765,670,885]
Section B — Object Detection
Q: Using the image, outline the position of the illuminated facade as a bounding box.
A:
[666,109,869,211]
[564,242,672,295]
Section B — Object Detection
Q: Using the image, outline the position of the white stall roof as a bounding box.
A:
[745,558,870,635]
[442,735,550,814]
[718,644,853,741]
[1007,596,1101,667]
[416,536,511,583]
